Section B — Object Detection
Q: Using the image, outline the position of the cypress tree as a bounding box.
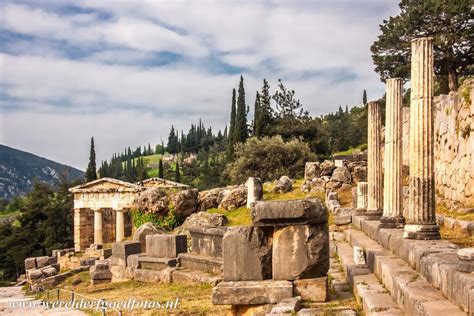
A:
[259,79,272,136]
[234,75,248,143]
[227,89,237,160]
[158,159,164,179]
[85,137,97,182]
[175,162,181,183]
[253,91,262,137]
[362,89,367,105]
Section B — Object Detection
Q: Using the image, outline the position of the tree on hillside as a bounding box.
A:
[85,137,97,182]
[175,162,181,183]
[226,136,316,183]
[227,88,237,160]
[167,126,179,154]
[234,75,248,143]
[256,79,273,137]
[158,159,164,179]
[272,79,307,120]
[362,90,367,105]
[371,0,473,93]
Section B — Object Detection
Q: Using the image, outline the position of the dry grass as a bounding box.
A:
[337,189,353,208]
[436,202,474,222]
[440,226,474,248]
[36,271,229,315]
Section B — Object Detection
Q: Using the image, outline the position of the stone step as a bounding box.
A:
[178,253,222,275]
[335,241,402,316]
[344,227,467,315]
[351,215,474,314]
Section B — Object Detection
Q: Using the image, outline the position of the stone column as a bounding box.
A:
[380,78,405,228]
[366,101,383,219]
[116,209,125,242]
[74,208,81,252]
[246,177,263,209]
[355,182,368,213]
[94,209,103,245]
[404,37,440,239]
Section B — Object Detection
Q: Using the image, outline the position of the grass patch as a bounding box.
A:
[263,179,325,201]
[208,205,251,226]
[36,271,229,315]
[332,144,367,157]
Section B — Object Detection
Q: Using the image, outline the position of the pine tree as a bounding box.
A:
[234,75,248,143]
[371,0,472,93]
[175,162,181,183]
[85,137,97,182]
[362,90,367,105]
[158,159,164,179]
[227,89,237,160]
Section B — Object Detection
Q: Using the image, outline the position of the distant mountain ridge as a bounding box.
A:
[0,144,84,199]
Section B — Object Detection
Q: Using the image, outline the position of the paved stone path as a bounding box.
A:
[0,286,86,315]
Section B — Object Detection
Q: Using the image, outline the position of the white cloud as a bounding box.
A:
[0,0,401,168]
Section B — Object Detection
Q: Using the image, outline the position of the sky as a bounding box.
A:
[0,0,400,170]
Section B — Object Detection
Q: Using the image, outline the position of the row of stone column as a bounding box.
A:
[93,209,125,244]
[357,37,439,240]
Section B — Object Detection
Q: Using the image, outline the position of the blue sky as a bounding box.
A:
[0,0,400,170]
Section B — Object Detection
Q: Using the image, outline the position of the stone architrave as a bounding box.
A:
[380,78,405,228]
[355,182,368,214]
[365,101,383,220]
[246,177,263,209]
[403,37,440,240]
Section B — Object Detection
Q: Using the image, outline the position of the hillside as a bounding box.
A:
[0,145,84,200]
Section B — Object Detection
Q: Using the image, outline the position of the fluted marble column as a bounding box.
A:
[404,37,440,239]
[94,209,103,244]
[366,101,383,220]
[116,209,125,242]
[380,78,405,228]
[355,182,368,213]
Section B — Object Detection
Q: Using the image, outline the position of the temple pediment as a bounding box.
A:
[69,177,142,193]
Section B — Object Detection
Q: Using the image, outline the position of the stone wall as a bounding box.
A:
[401,79,473,205]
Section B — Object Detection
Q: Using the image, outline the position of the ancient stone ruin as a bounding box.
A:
[68,177,193,252]
[212,198,329,314]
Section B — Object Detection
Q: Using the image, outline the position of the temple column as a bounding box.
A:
[116,209,125,242]
[94,209,103,244]
[73,208,81,252]
[404,37,440,239]
[355,182,368,213]
[365,101,383,220]
[380,78,405,228]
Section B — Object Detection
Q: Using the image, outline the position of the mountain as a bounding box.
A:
[0,145,84,199]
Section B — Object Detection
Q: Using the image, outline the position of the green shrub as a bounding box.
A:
[131,208,182,231]
[226,136,316,183]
